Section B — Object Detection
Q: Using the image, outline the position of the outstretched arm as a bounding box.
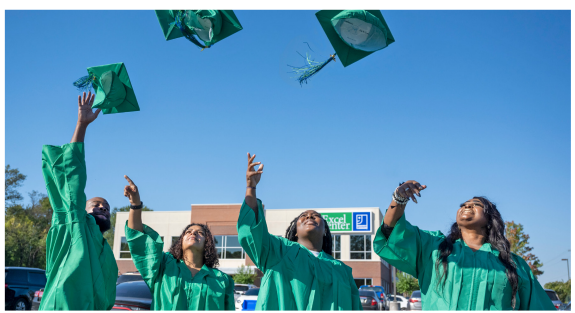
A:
[383,181,426,227]
[245,152,264,219]
[71,91,101,143]
[125,175,143,232]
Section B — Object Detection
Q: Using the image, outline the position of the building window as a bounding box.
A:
[350,235,372,259]
[332,235,341,259]
[120,237,131,259]
[214,235,245,259]
[354,278,373,289]
[172,236,180,248]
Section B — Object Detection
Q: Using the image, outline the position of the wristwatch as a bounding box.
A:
[130,201,143,210]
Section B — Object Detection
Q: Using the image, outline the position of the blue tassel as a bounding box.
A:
[289,53,337,86]
[73,74,96,91]
[171,11,210,50]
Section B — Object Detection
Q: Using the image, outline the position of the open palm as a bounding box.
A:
[77,91,101,125]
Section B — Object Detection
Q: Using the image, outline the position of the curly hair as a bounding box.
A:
[169,223,220,268]
[435,196,519,308]
[285,211,333,255]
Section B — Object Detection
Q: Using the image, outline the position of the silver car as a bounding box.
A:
[408,290,422,310]
[545,289,563,310]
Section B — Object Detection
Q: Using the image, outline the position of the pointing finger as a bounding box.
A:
[124,175,136,186]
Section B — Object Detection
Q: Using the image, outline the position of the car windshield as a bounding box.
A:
[412,291,421,298]
[235,286,249,292]
[361,287,384,292]
[545,290,559,301]
[117,274,143,285]
[244,288,260,296]
[116,282,152,299]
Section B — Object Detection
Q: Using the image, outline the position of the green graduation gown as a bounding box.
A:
[125,223,235,310]
[373,213,556,310]
[237,199,362,310]
[39,142,118,310]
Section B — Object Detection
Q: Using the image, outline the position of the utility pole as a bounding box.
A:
[390,266,400,310]
[561,258,570,281]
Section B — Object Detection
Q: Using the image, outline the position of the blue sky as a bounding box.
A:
[5,10,570,285]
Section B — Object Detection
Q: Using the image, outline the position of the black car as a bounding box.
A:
[5,267,47,310]
[112,281,153,311]
[359,290,380,310]
[116,272,143,285]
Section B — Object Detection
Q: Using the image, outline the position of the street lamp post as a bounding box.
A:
[561,259,570,281]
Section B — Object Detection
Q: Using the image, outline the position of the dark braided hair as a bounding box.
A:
[169,223,219,268]
[435,197,518,308]
[285,211,333,255]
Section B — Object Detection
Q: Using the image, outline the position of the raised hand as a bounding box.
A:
[123,175,141,206]
[77,91,101,125]
[396,180,427,204]
[246,153,264,187]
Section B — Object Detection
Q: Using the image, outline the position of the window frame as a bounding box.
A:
[332,234,341,260]
[350,234,372,260]
[214,235,245,260]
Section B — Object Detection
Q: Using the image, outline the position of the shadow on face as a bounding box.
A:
[181,225,207,252]
[296,210,325,238]
[86,197,111,232]
[456,198,488,230]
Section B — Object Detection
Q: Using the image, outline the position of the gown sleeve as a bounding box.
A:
[514,255,557,310]
[224,274,236,310]
[373,212,444,278]
[237,198,290,272]
[125,222,166,291]
[40,142,117,310]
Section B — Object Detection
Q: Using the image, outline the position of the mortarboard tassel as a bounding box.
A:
[289,53,337,86]
[73,74,96,92]
[172,10,211,50]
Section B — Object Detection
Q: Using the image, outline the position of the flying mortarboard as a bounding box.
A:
[155,10,243,50]
[72,62,140,115]
[291,10,395,85]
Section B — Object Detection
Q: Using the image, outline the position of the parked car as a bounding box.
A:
[408,290,422,310]
[559,302,571,311]
[112,281,152,311]
[5,267,47,310]
[359,285,387,309]
[545,289,563,310]
[386,295,408,310]
[31,288,44,310]
[234,284,256,295]
[359,290,381,310]
[235,288,259,311]
[116,272,143,285]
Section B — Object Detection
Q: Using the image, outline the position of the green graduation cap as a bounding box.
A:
[72,62,140,115]
[291,10,394,85]
[155,10,243,49]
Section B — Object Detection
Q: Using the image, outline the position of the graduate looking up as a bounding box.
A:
[237,153,362,310]
[39,92,117,310]
[374,180,555,310]
[124,176,235,310]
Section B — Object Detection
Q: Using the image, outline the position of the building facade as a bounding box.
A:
[114,204,394,293]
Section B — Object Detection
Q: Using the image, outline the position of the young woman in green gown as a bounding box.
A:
[124,176,235,310]
[237,153,362,310]
[374,180,555,310]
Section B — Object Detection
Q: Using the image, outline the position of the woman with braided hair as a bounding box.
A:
[237,153,361,310]
[373,180,555,310]
[124,175,235,310]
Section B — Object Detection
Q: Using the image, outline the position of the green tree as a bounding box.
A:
[233,265,258,285]
[544,280,571,303]
[5,165,26,207]
[103,204,153,249]
[396,271,419,297]
[505,221,544,277]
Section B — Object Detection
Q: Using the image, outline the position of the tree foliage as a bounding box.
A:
[5,165,53,269]
[103,205,153,249]
[233,265,258,285]
[544,280,571,304]
[505,221,544,277]
[396,271,419,297]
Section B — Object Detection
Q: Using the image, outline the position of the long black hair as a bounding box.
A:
[435,196,518,308]
[285,212,333,255]
[169,223,219,268]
